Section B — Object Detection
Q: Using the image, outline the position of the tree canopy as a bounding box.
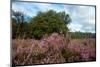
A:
[29,10,71,39]
[12,10,71,39]
[12,10,95,39]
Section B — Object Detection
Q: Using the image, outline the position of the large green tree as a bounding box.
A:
[29,10,71,39]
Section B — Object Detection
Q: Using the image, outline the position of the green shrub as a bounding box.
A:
[29,10,71,39]
[61,48,80,62]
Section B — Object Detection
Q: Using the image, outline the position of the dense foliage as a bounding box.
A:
[12,10,95,39]
[12,10,71,39]
[69,32,96,39]
[29,10,71,39]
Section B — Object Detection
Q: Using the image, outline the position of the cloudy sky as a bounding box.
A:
[12,1,96,33]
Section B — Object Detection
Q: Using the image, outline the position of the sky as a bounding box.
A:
[12,1,96,33]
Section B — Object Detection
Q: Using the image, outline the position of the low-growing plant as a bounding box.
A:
[61,48,80,62]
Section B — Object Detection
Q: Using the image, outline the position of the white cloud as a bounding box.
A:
[66,5,96,33]
[12,1,96,33]
[12,2,66,16]
[68,22,82,32]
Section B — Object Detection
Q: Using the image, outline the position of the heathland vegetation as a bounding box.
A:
[12,10,96,66]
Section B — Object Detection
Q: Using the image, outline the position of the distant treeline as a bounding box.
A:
[69,32,95,39]
[12,10,95,39]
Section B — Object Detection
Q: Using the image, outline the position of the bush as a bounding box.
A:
[61,48,80,62]
[29,10,71,39]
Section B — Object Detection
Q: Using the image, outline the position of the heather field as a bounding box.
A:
[12,1,96,66]
[12,33,96,65]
